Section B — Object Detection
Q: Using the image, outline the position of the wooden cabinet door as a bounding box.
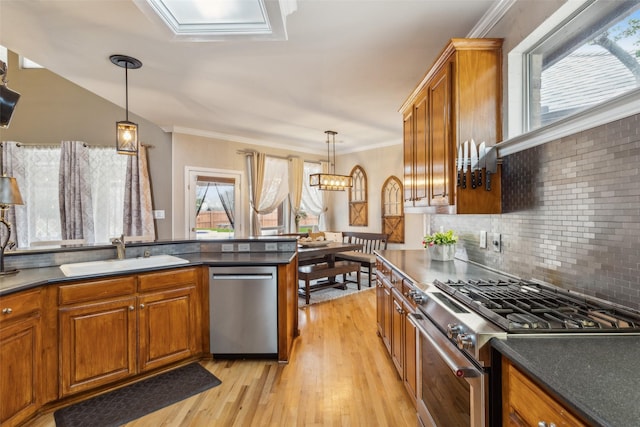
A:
[381,278,392,354]
[413,89,429,205]
[59,297,137,396]
[403,300,417,404]
[428,62,453,206]
[502,358,586,427]
[138,286,198,372]
[402,109,414,203]
[0,314,41,427]
[390,288,404,377]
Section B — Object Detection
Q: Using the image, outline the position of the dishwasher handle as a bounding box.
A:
[211,273,274,280]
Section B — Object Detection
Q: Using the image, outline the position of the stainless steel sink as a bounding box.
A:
[59,254,189,277]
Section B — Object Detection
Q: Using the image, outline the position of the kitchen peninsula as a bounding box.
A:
[0,237,298,427]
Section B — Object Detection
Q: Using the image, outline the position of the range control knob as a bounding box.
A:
[456,334,474,350]
[412,293,425,304]
[447,323,464,339]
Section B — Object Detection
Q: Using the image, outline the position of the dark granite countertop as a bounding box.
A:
[492,335,640,427]
[374,249,515,289]
[0,251,296,296]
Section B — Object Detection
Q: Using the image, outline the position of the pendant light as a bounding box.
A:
[309,130,353,191]
[110,54,142,155]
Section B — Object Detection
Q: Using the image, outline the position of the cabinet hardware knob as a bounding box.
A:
[129,306,135,311]
[140,304,145,309]
[2,307,12,314]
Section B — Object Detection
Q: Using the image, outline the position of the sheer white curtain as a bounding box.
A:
[247,152,289,235]
[59,141,94,243]
[257,156,289,217]
[123,146,155,240]
[0,141,28,248]
[288,157,304,232]
[89,148,127,243]
[301,161,327,230]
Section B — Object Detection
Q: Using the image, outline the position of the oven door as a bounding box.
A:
[412,313,488,427]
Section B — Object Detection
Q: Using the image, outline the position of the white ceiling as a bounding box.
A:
[0,0,501,155]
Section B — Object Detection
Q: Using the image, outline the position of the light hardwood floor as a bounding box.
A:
[26,287,417,427]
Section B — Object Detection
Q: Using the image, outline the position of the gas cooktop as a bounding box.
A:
[434,278,640,333]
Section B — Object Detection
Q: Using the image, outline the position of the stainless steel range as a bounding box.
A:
[409,277,640,427]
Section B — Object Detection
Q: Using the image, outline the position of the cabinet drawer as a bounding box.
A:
[0,289,42,321]
[59,276,136,305]
[138,268,198,292]
[504,359,585,427]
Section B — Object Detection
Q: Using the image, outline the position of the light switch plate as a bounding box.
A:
[480,230,487,248]
[492,233,501,252]
[152,210,165,219]
[238,243,250,252]
[221,243,234,252]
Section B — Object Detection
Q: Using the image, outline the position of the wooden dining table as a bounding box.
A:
[296,241,364,303]
[297,241,363,266]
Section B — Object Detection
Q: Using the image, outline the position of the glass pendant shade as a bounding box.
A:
[116,120,138,155]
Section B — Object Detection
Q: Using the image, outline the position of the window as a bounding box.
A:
[525,0,640,131]
[298,161,322,231]
[15,145,127,246]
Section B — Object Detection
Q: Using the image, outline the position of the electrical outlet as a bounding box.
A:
[492,233,501,252]
[479,230,487,248]
[238,243,250,252]
[221,243,234,252]
[265,242,278,251]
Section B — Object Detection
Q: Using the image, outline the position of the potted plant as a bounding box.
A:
[422,229,458,261]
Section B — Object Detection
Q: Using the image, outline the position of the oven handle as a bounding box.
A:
[410,313,482,378]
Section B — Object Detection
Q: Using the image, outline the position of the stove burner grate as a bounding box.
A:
[436,279,640,332]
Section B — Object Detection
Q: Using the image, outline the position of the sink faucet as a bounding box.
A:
[112,234,126,260]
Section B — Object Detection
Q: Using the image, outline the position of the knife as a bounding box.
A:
[477,141,486,188]
[461,140,468,189]
[456,142,463,187]
[485,146,497,191]
[470,139,478,189]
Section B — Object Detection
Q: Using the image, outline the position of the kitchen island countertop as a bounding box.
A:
[376,249,640,427]
[492,335,640,427]
[0,251,296,296]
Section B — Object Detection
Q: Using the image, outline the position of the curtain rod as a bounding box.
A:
[236,149,320,164]
[1,142,154,149]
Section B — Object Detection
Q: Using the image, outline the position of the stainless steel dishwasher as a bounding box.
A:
[209,265,278,358]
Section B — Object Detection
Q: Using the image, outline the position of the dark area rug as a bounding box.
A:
[54,363,221,427]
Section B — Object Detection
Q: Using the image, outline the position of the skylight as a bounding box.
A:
[135,0,296,41]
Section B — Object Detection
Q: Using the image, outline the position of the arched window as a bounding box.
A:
[348,165,367,226]
[381,176,404,243]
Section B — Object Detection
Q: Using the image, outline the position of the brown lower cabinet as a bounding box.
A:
[375,257,417,406]
[0,289,43,427]
[502,358,586,427]
[58,268,203,397]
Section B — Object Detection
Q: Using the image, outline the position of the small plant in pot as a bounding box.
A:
[422,230,458,261]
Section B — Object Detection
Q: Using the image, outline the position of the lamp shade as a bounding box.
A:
[0,176,23,206]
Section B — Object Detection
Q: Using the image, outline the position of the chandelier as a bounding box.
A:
[309,130,353,191]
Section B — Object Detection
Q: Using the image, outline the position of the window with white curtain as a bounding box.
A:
[257,156,289,234]
[89,148,128,243]
[299,161,322,230]
[19,145,127,246]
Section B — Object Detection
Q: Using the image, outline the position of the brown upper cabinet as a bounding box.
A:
[401,38,503,214]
